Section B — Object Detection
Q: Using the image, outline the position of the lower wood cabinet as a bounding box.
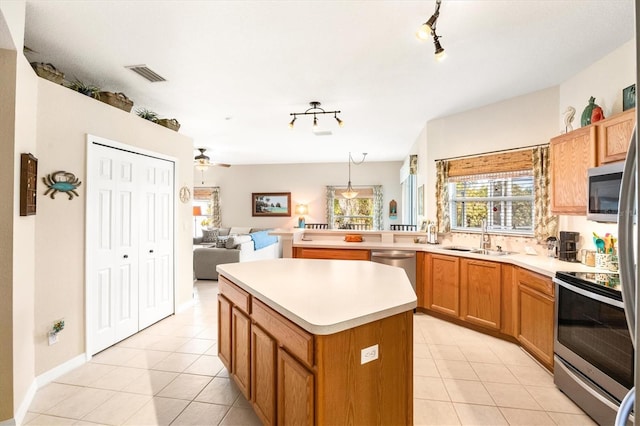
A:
[460,258,501,330]
[515,268,555,370]
[217,295,232,369]
[293,247,371,260]
[425,254,460,317]
[231,307,251,399]
[251,324,276,425]
[277,348,314,426]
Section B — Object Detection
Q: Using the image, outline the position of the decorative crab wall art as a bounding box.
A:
[42,171,82,200]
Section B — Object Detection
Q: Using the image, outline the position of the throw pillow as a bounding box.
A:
[202,229,218,243]
[218,228,231,236]
[225,234,253,249]
[216,236,229,248]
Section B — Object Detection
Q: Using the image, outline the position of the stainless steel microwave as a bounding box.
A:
[587,162,624,222]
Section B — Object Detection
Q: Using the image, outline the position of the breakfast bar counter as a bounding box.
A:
[216,258,416,425]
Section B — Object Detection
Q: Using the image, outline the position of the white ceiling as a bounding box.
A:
[23,1,634,165]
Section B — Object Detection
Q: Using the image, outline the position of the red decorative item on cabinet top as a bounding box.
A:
[591,105,605,123]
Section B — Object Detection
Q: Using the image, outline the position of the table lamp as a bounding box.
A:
[295,204,307,228]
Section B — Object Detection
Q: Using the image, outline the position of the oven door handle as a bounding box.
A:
[554,278,624,309]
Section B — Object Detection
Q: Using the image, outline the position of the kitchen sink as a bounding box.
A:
[441,246,516,256]
[441,246,476,252]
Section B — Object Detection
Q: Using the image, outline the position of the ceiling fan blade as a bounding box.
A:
[212,162,231,168]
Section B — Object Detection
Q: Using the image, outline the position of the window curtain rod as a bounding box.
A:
[434,143,549,162]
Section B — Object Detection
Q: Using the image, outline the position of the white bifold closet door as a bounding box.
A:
[88,142,174,355]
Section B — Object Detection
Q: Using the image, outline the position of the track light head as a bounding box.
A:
[433,34,446,61]
[417,14,438,40]
[312,115,318,129]
[334,113,344,127]
[288,116,296,129]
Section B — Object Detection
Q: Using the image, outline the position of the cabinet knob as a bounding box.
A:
[123,254,129,259]
[149,249,154,253]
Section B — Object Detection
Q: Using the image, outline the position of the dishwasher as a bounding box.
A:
[370,250,416,291]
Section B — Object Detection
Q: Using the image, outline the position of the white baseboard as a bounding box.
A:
[35,353,87,389]
[10,353,86,426]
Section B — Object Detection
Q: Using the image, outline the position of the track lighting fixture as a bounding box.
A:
[341,152,367,199]
[289,101,344,130]
[417,0,446,61]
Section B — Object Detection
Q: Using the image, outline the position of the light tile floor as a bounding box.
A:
[25,280,596,426]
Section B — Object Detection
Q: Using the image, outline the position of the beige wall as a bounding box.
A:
[415,37,635,252]
[422,87,560,222]
[33,79,194,375]
[12,49,38,417]
[196,161,402,230]
[0,46,18,423]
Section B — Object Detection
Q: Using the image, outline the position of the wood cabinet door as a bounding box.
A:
[217,295,232,371]
[516,278,554,371]
[232,307,251,399]
[550,125,597,214]
[597,108,636,164]
[426,254,460,317]
[277,348,314,426]
[460,259,501,330]
[251,324,276,426]
[294,247,370,260]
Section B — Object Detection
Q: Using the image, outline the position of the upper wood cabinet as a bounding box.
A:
[550,109,636,215]
[597,108,636,164]
[550,125,597,214]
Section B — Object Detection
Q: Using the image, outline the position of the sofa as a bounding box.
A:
[193,227,281,280]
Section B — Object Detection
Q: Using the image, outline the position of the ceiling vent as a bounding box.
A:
[125,65,166,82]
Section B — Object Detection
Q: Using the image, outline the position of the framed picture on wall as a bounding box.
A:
[418,185,424,216]
[623,84,636,111]
[252,192,291,216]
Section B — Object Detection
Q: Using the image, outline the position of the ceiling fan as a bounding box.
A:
[194,148,231,169]
[194,148,230,184]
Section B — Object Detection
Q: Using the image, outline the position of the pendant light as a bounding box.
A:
[341,152,367,199]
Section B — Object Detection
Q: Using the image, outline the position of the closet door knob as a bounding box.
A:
[123,254,129,259]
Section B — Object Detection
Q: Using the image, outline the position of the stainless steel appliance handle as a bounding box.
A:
[553,278,624,308]
[615,387,635,426]
[618,127,636,345]
[558,359,626,413]
[371,252,415,259]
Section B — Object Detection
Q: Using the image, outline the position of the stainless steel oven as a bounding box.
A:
[554,271,634,426]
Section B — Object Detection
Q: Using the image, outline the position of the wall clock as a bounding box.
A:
[179,186,191,203]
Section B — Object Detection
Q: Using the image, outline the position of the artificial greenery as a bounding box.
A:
[135,107,159,122]
[66,78,100,99]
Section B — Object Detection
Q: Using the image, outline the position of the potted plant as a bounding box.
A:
[67,79,100,99]
[135,108,158,122]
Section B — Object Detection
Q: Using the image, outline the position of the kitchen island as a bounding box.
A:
[216,258,416,426]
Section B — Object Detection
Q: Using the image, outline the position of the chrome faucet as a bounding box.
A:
[480,219,491,250]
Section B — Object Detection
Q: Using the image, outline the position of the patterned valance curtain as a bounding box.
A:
[409,155,418,175]
[532,146,558,242]
[373,185,383,230]
[325,186,336,228]
[211,186,222,228]
[435,160,450,233]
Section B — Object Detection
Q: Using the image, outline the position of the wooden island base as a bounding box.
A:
[217,274,414,425]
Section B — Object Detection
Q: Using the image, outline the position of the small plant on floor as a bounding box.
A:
[135,107,159,122]
[66,78,100,99]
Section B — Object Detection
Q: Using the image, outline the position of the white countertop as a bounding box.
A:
[216,258,417,335]
[293,239,609,278]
